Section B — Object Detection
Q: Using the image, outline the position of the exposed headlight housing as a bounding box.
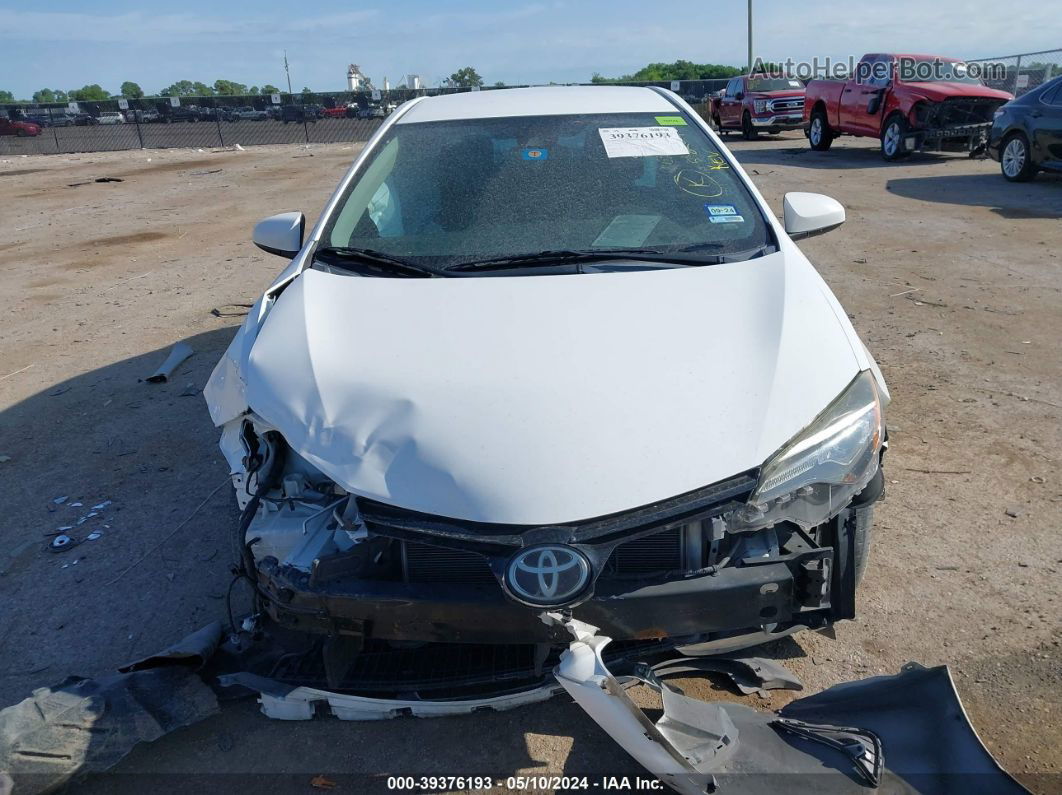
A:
[754,99,769,114]
[726,371,884,533]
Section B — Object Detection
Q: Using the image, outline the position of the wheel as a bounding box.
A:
[1000,132,1037,182]
[880,114,910,161]
[808,109,833,151]
[712,114,722,132]
[16,129,26,137]
[741,111,758,140]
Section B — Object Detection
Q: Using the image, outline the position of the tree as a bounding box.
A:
[120,81,144,98]
[160,80,194,96]
[191,81,214,96]
[0,90,14,103]
[594,61,743,83]
[213,79,248,96]
[260,84,281,95]
[67,84,110,101]
[301,86,314,97]
[493,81,505,87]
[449,67,483,88]
[33,88,69,104]
[248,86,260,95]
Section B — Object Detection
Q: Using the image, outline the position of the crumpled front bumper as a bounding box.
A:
[255,541,838,646]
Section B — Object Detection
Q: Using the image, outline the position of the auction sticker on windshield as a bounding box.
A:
[598,127,689,158]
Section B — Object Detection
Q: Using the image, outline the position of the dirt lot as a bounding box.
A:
[0,134,1059,792]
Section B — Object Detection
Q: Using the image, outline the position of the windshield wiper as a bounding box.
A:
[445,245,769,273]
[314,246,444,278]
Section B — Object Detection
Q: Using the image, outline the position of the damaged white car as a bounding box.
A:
[204,86,889,696]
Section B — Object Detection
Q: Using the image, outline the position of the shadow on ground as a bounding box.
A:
[884,172,1062,218]
[733,143,952,170]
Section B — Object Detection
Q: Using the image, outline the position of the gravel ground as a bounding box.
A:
[0,134,1059,792]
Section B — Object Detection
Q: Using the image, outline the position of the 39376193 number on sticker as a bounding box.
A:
[598,127,690,159]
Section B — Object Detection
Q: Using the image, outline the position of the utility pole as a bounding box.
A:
[284,50,292,94]
[747,0,753,74]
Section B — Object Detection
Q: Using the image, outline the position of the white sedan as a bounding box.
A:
[206,84,888,675]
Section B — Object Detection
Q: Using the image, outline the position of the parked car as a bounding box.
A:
[97,112,125,125]
[73,113,99,126]
[987,74,1062,181]
[354,105,386,119]
[804,53,1013,160]
[162,105,201,123]
[712,75,806,139]
[279,104,318,123]
[204,86,888,687]
[127,108,160,123]
[232,106,270,121]
[0,114,42,136]
[321,106,347,118]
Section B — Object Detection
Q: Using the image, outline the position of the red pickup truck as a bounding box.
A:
[711,75,806,139]
[804,53,1012,160]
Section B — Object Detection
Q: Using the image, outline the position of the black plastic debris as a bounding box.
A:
[0,667,217,795]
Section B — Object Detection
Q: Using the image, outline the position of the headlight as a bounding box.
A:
[993,109,1005,118]
[754,99,769,114]
[726,371,883,532]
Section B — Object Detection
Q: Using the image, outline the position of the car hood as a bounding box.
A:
[240,252,862,525]
[902,82,1013,102]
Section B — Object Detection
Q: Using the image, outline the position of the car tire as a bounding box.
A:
[741,111,758,140]
[712,114,722,132]
[880,114,910,161]
[1000,132,1037,182]
[808,109,833,151]
[16,129,27,137]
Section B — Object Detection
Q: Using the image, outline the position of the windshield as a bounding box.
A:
[318,111,770,273]
[899,59,983,85]
[746,77,804,92]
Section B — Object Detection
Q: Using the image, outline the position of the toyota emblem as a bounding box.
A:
[504,545,591,607]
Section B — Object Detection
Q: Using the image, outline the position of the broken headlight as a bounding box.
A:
[727,371,883,532]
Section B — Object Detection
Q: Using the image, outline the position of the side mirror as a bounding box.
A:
[783,192,845,239]
[253,212,305,258]
[735,92,745,100]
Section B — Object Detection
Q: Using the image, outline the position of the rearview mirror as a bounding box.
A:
[253,212,305,257]
[783,193,845,239]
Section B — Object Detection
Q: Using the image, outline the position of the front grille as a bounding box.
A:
[402,527,685,584]
[403,542,495,584]
[770,98,804,112]
[610,528,683,573]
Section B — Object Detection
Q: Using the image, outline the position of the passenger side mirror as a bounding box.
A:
[783,193,845,239]
[735,92,745,100]
[252,212,305,258]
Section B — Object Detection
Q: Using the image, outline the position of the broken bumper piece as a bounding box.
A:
[218,672,564,720]
[224,615,1025,795]
[554,620,1026,794]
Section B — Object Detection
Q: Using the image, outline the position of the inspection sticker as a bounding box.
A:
[598,127,689,158]
[655,115,687,126]
[704,204,738,216]
[709,215,745,224]
[521,147,549,161]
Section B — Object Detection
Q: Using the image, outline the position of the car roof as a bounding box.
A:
[397,85,677,124]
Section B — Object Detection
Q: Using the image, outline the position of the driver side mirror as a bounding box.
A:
[783,193,845,239]
[252,212,305,257]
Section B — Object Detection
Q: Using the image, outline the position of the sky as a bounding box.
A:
[1,0,1058,99]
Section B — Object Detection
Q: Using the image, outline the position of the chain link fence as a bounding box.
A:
[0,80,732,157]
[967,48,1061,97]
